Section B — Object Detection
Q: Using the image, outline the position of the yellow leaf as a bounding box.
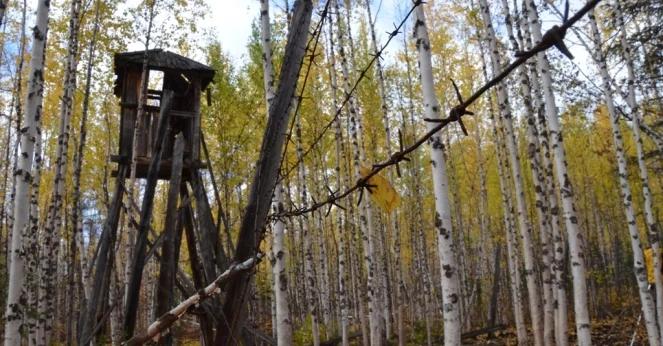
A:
[359,164,400,213]
[645,248,656,285]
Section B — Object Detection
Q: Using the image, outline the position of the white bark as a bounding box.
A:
[614,2,663,342]
[525,2,592,344]
[588,9,660,345]
[295,98,321,346]
[413,5,462,345]
[3,0,50,344]
[364,2,400,341]
[39,1,81,342]
[26,134,43,346]
[478,2,544,344]
[478,38,528,343]
[260,1,293,344]
[518,10,569,343]
[334,0,381,343]
[326,11,349,344]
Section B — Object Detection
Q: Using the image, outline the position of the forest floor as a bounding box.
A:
[460,313,647,345]
[174,308,649,345]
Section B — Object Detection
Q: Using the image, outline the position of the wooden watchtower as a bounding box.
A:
[112,49,215,179]
[88,49,227,343]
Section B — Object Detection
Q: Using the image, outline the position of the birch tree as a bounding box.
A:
[333,0,381,343]
[413,4,462,344]
[588,8,660,345]
[260,1,293,344]
[614,0,663,339]
[39,0,82,342]
[525,2,592,344]
[478,1,544,344]
[3,0,51,344]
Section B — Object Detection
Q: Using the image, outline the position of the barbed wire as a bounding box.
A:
[271,0,602,220]
[278,0,425,183]
[278,0,332,177]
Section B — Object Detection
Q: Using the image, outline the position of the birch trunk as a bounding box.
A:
[26,134,43,346]
[614,2,663,341]
[364,2,402,342]
[478,2,544,344]
[525,2,592,344]
[333,0,381,343]
[3,0,50,343]
[501,1,555,343]
[39,0,81,342]
[588,9,660,345]
[295,98,321,346]
[518,9,569,343]
[478,38,527,343]
[413,5,462,344]
[327,13,349,344]
[71,0,101,315]
[259,1,293,344]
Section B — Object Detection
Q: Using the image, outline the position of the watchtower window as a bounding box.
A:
[146,70,164,107]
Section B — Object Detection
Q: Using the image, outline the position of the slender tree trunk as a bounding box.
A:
[72,0,101,333]
[259,1,293,343]
[413,5,462,344]
[333,0,380,343]
[38,1,81,342]
[3,0,50,344]
[326,13,349,344]
[525,2,592,344]
[294,97,321,345]
[518,8,568,343]
[477,35,528,344]
[588,10,660,345]
[364,2,402,343]
[500,1,555,344]
[26,134,43,346]
[478,2,544,344]
[123,1,157,316]
[613,2,663,341]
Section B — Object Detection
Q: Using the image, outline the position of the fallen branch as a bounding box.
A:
[123,254,263,346]
[461,324,507,339]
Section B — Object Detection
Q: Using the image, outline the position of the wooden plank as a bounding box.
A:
[155,133,185,344]
[170,110,195,118]
[181,185,216,345]
[191,79,201,161]
[188,170,223,281]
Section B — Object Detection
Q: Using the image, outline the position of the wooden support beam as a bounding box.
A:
[201,131,233,256]
[181,187,216,344]
[188,170,226,277]
[155,133,185,345]
[78,163,128,345]
[215,1,313,343]
[123,90,174,339]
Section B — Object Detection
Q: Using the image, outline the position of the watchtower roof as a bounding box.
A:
[113,49,215,96]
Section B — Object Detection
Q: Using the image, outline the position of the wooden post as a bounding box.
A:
[78,163,128,345]
[181,188,216,344]
[123,90,174,339]
[155,133,185,345]
[189,169,226,276]
[215,1,313,343]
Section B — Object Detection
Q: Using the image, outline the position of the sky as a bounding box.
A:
[206,0,402,63]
